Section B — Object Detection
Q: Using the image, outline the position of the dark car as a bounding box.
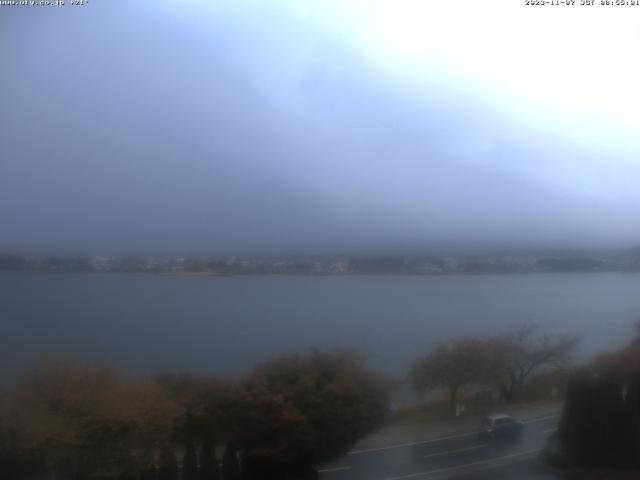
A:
[478,413,524,440]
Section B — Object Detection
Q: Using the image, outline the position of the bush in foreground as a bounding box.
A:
[228,351,390,479]
[542,334,640,470]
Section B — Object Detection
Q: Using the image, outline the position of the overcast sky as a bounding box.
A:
[2,0,640,255]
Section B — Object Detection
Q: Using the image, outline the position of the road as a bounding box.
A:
[319,413,562,480]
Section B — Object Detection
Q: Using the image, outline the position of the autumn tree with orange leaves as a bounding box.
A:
[10,362,184,480]
[2,353,389,480]
[411,339,497,415]
[228,351,390,480]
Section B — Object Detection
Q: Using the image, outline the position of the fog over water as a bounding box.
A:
[2,1,640,255]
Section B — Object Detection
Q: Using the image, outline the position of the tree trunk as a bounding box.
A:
[450,385,459,416]
[199,438,220,480]
[222,443,241,480]
[502,374,520,403]
[183,439,197,480]
[46,457,56,480]
[501,384,514,403]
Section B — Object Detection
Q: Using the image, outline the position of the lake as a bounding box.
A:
[0,272,638,384]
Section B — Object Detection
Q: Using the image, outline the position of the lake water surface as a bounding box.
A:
[1,272,638,384]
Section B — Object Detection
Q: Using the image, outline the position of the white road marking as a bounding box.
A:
[543,427,558,434]
[317,466,352,473]
[349,432,477,455]
[349,411,559,455]
[521,413,560,424]
[423,444,487,459]
[382,448,542,480]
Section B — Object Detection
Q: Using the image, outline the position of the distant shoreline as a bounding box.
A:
[3,252,639,276]
[1,269,638,277]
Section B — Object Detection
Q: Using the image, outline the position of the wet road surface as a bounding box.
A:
[319,413,562,480]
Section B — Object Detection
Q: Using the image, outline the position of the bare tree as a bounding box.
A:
[411,339,495,415]
[495,324,578,402]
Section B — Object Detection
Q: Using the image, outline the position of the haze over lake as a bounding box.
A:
[1,271,637,385]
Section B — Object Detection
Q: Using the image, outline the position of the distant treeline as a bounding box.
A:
[2,251,640,275]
